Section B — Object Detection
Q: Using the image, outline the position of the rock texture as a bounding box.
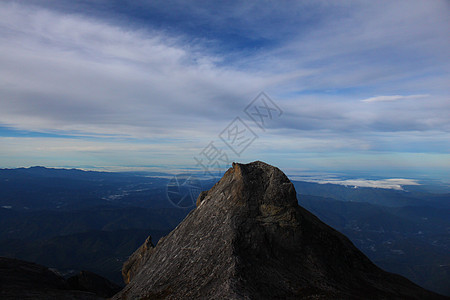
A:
[114,161,446,299]
[122,235,155,284]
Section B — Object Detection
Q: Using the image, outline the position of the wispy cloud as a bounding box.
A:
[0,2,272,139]
[0,0,449,175]
[307,178,421,190]
[361,94,429,103]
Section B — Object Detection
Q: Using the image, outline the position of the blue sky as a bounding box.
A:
[0,0,449,180]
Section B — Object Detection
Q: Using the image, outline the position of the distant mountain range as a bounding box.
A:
[0,166,448,296]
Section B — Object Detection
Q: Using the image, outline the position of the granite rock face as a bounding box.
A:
[122,236,155,285]
[114,161,446,299]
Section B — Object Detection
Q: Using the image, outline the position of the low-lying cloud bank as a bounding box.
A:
[303,178,421,190]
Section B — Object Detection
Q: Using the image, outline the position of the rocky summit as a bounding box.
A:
[114,161,446,299]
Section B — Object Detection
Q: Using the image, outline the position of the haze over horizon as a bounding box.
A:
[0,1,449,180]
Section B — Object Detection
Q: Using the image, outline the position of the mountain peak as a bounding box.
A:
[115,161,444,299]
[197,161,297,209]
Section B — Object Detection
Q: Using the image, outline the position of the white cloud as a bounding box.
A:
[361,95,429,103]
[0,2,273,140]
[0,1,449,172]
[306,178,421,190]
[1,1,448,140]
[0,136,200,168]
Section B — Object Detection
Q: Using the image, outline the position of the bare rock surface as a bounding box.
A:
[122,235,155,284]
[114,161,447,299]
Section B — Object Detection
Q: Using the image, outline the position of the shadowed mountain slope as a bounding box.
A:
[0,257,112,299]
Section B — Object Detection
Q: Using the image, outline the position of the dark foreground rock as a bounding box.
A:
[0,257,117,299]
[114,161,447,299]
[67,270,122,298]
